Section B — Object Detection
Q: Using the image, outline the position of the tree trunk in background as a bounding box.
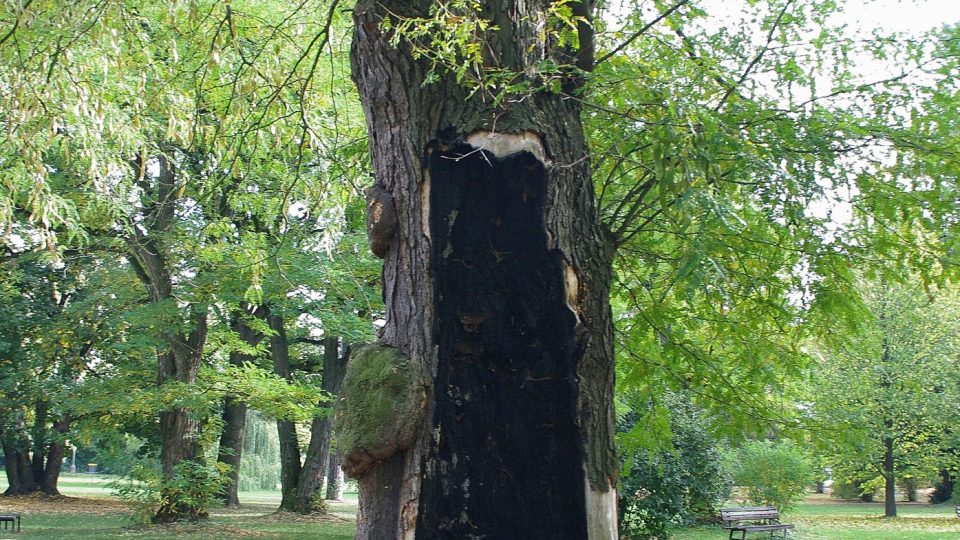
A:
[883,433,897,517]
[218,397,247,506]
[31,401,48,486]
[2,443,29,495]
[15,449,35,494]
[349,0,618,536]
[40,417,71,496]
[126,155,210,523]
[324,342,349,502]
[325,453,345,501]
[268,310,303,512]
[932,469,954,503]
[880,328,896,518]
[217,306,267,507]
[288,338,340,513]
[292,416,331,513]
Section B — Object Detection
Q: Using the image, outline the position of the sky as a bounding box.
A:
[843,0,960,34]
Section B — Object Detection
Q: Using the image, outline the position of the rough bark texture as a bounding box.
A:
[349,0,617,536]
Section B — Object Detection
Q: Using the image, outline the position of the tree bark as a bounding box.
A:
[15,448,36,494]
[880,316,896,518]
[349,0,617,536]
[31,401,48,486]
[932,468,954,503]
[217,306,266,507]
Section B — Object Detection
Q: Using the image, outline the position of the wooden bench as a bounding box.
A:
[0,512,21,533]
[720,506,794,539]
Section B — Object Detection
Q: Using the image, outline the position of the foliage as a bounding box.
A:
[237,411,281,492]
[618,394,731,539]
[811,280,960,511]
[727,439,814,512]
[598,0,960,442]
[112,460,229,524]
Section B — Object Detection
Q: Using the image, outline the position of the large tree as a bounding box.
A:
[812,281,960,517]
[345,0,618,537]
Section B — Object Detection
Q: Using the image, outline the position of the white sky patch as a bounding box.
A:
[288,201,308,219]
[842,0,960,34]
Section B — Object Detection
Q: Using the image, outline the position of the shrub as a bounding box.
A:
[112,460,228,524]
[728,440,813,512]
[618,395,732,539]
[827,464,882,502]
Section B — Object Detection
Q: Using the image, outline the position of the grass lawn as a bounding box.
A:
[5,478,960,538]
[672,494,960,539]
[0,474,359,539]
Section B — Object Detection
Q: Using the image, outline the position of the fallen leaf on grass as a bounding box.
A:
[0,492,126,515]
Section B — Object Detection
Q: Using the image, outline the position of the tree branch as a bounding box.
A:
[594,0,691,67]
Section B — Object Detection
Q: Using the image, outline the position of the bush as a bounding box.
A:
[112,460,228,523]
[618,395,731,539]
[728,440,813,512]
[827,465,882,502]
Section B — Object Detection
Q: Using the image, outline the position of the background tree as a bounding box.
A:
[812,280,960,517]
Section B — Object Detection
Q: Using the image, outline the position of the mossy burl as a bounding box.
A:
[333,344,427,478]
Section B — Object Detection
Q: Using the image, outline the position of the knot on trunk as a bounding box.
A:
[365,185,397,258]
[333,344,427,478]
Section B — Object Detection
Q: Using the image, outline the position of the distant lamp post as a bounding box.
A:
[69,445,77,473]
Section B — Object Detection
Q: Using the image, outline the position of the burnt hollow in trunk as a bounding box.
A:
[415,145,587,538]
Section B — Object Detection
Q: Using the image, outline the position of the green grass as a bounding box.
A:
[671,495,960,539]
[0,474,359,539]
[5,477,960,538]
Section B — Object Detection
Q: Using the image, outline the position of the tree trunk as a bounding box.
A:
[31,401,48,486]
[285,338,339,513]
[217,306,266,507]
[883,433,897,517]
[15,448,36,494]
[880,322,896,518]
[932,468,954,503]
[2,443,26,495]
[290,415,331,513]
[40,417,71,496]
[325,452,345,501]
[349,0,618,536]
[218,398,247,507]
[126,155,210,523]
[323,341,349,502]
[268,310,303,512]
